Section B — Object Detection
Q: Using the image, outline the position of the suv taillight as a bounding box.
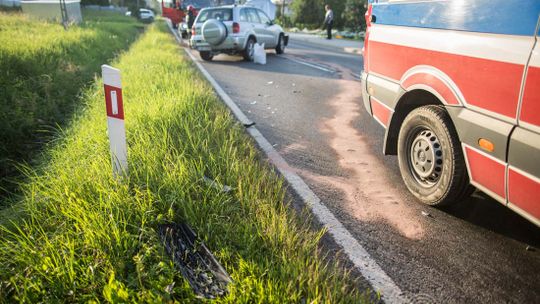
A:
[233,22,240,34]
[191,26,196,36]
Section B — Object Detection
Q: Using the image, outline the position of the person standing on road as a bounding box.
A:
[323,4,334,40]
[186,5,195,38]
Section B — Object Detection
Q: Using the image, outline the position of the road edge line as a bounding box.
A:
[166,20,406,303]
[284,56,337,73]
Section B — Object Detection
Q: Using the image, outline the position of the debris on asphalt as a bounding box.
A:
[267,81,274,85]
[267,107,271,110]
[243,122,256,128]
[293,90,302,94]
[263,95,271,98]
[421,211,431,217]
[158,223,232,299]
[292,83,296,86]
[526,245,536,252]
[203,176,233,193]
[250,101,257,105]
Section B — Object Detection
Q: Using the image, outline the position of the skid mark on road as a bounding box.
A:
[294,59,426,239]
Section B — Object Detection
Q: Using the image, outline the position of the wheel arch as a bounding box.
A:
[384,89,447,155]
[242,34,257,48]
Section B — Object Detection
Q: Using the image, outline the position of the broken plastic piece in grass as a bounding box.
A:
[158,223,232,299]
[203,176,233,193]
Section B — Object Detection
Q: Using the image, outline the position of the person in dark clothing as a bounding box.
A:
[186,5,195,38]
[323,4,334,40]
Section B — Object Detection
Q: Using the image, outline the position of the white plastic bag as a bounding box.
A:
[253,43,266,65]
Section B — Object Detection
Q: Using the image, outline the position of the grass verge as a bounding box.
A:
[0,21,370,302]
[0,9,142,196]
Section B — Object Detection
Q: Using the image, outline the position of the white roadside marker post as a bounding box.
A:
[102,65,128,177]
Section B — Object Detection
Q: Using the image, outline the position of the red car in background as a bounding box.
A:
[161,0,184,29]
[162,0,223,38]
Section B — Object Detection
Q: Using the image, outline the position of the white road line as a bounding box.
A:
[285,56,337,73]
[167,21,406,303]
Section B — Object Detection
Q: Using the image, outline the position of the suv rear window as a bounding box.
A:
[196,8,233,23]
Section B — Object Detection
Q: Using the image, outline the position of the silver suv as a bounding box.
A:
[190,5,288,61]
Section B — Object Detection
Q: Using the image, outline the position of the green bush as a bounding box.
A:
[0,10,142,197]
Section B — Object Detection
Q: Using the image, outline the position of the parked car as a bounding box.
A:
[362,0,540,226]
[190,5,288,61]
[126,8,155,23]
[139,9,155,22]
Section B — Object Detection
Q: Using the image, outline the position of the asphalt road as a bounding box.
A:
[186,39,540,303]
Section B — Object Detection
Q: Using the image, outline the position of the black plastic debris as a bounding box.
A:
[203,176,233,193]
[158,223,232,299]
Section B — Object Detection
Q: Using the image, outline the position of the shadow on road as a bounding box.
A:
[444,192,540,247]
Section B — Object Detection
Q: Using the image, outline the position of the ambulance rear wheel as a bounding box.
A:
[397,105,472,206]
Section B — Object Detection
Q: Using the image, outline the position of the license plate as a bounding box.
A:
[197,46,211,51]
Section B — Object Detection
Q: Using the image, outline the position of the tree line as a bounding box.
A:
[290,0,367,31]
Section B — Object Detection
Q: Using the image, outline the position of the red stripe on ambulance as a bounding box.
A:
[508,167,540,220]
[369,41,523,119]
[402,73,461,105]
[370,97,392,127]
[464,146,506,200]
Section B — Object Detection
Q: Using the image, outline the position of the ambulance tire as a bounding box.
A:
[397,105,472,206]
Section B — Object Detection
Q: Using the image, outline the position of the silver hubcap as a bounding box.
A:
[409,129,443,187]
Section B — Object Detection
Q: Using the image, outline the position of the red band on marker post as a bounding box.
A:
[102,65,128,177]
[104,85,125,120]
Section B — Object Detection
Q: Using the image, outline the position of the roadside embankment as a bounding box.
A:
[0,10,142,197]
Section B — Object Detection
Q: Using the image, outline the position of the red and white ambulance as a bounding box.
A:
[362,0,540,226]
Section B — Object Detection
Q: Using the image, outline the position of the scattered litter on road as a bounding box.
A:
[347,149,356,152]
[203,176,233,193]
[293,90,302,94]
[267,107,271,110]
[158,223,232,299]
[526,245,536,252]
[292,83,296,86]
[248,110,251,113]
[264,95,271,98]
[272,144,277,147]
[421,211,431,217]
[250,101,257,105]
[243,122,256,128]
[271,111,275,114]
[267,81,274,85]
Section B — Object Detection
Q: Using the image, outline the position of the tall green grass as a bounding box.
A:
[0,21,369,302]
[0,10,142,196]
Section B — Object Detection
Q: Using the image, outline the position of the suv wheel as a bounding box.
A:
[200,51,213,61]
[275,34,285,54]
[397,105,472,206]
[243,37,255,61]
